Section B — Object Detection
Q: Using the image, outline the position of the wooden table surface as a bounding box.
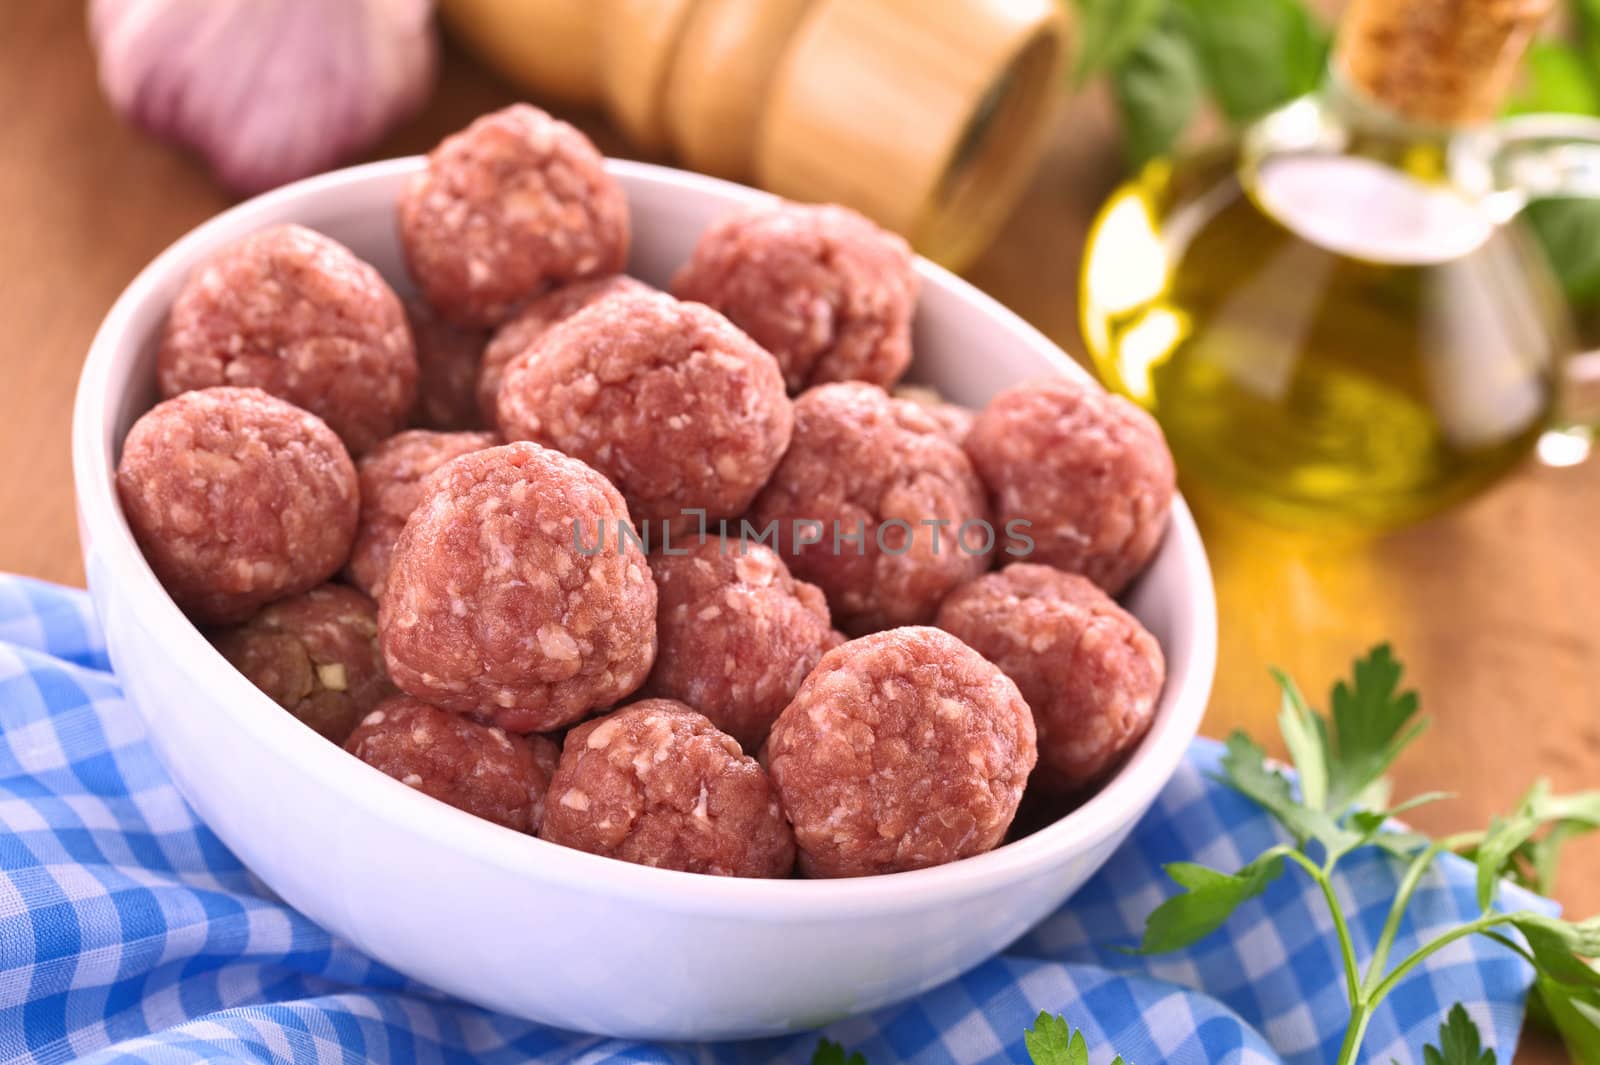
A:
[3,4,1594,1061]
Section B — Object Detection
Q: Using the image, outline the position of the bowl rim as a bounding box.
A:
[72,156,1216,919]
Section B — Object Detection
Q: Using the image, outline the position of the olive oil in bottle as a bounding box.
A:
[1081,0,1580,530]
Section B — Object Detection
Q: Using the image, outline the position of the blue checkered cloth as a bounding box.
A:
[0,575,1551,1065]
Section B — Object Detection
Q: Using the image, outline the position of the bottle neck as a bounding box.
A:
[1245,73,1461,183]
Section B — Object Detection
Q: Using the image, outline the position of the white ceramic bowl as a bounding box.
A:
[72,158,1216,1042]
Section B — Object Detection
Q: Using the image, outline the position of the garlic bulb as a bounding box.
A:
[90,0,438,195]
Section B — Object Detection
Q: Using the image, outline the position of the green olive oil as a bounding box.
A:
[1081,137,1566,530]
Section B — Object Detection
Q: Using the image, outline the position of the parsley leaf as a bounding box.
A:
[1533,976,1600,1065]
[1024,1013,1127,1065]
[1348,792,1452,856]
[1476,783,1600,908]
[1511,914,1600,991]
[1173,0,1328,123]
[1070,0,1167,84]
[1220,732,1359,855]
[1273,666,1329,812]
[1325,644,1425,813]
[1509,41,1600,115]
[1230,646,1426,862]
[1403,1004,1495,1065]
[1109,11,1204,167]
[810,1039,867,1065]
[1524,199,1600,308]
[1138,851,1286,953]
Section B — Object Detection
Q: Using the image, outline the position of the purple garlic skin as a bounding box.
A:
[90,0,438,195]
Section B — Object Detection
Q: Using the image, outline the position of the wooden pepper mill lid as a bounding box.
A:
[442,0,1067,270]
[755,0,1067,271]
[1335,0,1555,126]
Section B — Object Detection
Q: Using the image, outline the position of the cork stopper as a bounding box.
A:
[1335,0,1554,126]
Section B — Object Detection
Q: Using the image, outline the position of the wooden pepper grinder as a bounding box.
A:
[439,0,1069,271]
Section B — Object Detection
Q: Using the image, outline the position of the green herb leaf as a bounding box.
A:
[1025,1013,1086,1065]
[1220,732,1360,854]
[1524,198,1600,308]
[1348,792,1452,854]
[1511,914,1600,991]
[1533,976,1600,1065]
[1138,851,1286,953]
[811,1038,868,1065]
[1366,827,1434,859]
[1325,644,1425,814]
[1273,666,1329,812]
[1571,0,1600,105]
[1173,0,1329,123]
[1526,820,1593,897]
[1509,41,1600,115]
[1110,11,1204,167]
[1517,2,1600,311]
[1402,1004,1496,1065]
[1070,0,1168,84]
[1475,782,1600,909]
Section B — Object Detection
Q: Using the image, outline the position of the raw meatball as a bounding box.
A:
[117,387,358,625]
[498,291,792,530]
[965,377,1175,595]
[346,429,498,600]
[671,201,917,392]
[894,384,974,446]
[398,104,629,328]
[646,537,834,752]
[379,441,657,732]
[477,275,651,425]
[766,627,1035,878]
[747,382,990,635]
[213,584,392,743]
[937,564,1165,791]
[346,695,560,833]
[157,224,416,455]
[540,699,795,877]
[406,299,487,431]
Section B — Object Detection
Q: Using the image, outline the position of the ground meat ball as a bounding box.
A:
[646,537,834,752]
[213,584,393,743]
[398,104,629,328]
[540,700,794,877]
[157,224,416,455]
[346,429,498,600]
[766,627,1035,878]
[406,299,487,430]
[117,387,358,625]
[671,201,917,393]
[965,377,1175,595]
[477,275,652,425]
[747,382,990,635]
[379,441,657,732]
[936,564,1164,792]
[498,291,792,530]
[894,384,975,446]
[346,695,560,833]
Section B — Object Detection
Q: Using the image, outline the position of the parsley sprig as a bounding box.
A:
[1139,645,1600,1065]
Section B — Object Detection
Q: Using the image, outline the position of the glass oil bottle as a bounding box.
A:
[1081,0,1600,530]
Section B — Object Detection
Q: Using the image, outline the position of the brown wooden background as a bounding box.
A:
[1,4,1594,1061]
